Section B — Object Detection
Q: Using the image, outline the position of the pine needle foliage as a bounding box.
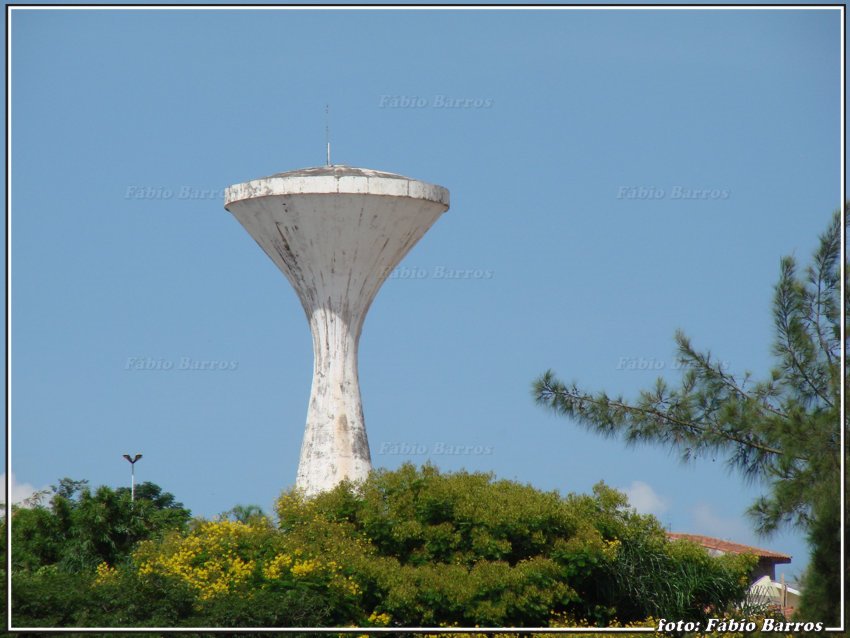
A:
[533,208,844,624]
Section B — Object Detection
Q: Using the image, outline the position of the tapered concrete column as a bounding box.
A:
[224,166,450,496]
[300,306,368,491]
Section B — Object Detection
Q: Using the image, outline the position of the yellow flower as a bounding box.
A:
[93,562,117,585]
[263,553,293,580]
[368,610,391,626]
[132,519,259,600]
[291,558,319,577]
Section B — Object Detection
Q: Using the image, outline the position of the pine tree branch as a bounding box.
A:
[783,329,833,407]
[774,260,834,408]
[814,213,841,366]
[811,275,835,368]
[676,334,789,421]
[536,376,803,462]
[801,211,840,373]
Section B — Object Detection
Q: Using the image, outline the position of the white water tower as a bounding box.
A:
[225,165,450,496]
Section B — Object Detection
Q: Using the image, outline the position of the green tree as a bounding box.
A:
[11,478,191,573]
[7,467,752,629]
[223,504,267,524]
[6,479,191,630]
[57,481,191,571]
[533,209,843,624]
[277,464,752,627]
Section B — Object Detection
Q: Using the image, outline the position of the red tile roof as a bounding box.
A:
[667,533,791,563]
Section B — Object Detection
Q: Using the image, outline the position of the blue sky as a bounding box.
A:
[8,7,843,585]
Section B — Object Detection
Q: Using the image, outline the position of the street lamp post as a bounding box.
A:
[122,454,142,502]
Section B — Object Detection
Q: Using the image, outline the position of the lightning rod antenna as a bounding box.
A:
[325,104,331,166]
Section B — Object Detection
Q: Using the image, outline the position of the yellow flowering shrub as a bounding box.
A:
[93,561,118,585]
[262,552,293,580]
[291,557,320,577]
[367,610,392,626]
[134,520,263,600]
[82,466,761,628]
[132,516,367,616]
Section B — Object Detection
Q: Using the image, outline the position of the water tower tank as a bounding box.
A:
[224,165,450,496]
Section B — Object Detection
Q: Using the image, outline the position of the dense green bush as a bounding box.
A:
[10,478,191,574]
[5,466,754,630]
[275,464,754,627]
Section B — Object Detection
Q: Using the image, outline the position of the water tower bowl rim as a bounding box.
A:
[224,165,450,210]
